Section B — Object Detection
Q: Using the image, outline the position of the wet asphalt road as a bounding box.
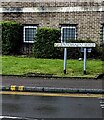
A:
[2,94,103,119]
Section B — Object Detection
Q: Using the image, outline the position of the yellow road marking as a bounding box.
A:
[10,85,16,91]
[18,86,24,91]
[0,91,104,98]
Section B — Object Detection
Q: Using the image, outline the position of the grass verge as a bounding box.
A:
[1,55,103,78]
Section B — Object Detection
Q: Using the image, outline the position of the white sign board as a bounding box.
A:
[54,43,96,48]
[54,42,96,74]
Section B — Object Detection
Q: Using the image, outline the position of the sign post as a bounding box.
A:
[54,42,96,74]
[64,48,67,74]
[84,48,87,74]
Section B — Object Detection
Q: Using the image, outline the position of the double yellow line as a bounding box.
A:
[1,91,104,98]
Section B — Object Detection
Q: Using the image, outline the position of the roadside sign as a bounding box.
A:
[54,43,96,48]
[54,42,96,74]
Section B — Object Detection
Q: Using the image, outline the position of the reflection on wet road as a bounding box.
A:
[2,94,103,118]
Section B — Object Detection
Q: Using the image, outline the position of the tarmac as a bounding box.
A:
[1,75,104,94]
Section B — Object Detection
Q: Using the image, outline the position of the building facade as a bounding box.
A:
[0,0,104,54]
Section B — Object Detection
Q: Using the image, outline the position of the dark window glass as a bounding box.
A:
[24,26,37,43]
[61,26,76,43]
[103,26,104,43]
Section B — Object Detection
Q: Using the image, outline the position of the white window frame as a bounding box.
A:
[103,26,104,44]
[23,26,37,43]
[61,26,76,43]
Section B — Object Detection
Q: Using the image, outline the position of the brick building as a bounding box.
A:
[0,0,104,54]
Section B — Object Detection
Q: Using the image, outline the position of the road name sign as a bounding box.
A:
[54,42,96,74]
[54,43,96,48]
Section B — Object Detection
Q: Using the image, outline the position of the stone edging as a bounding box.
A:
[1,86,104,94]
[1,74,101,79]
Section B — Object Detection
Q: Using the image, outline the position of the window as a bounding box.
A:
[61,26,76,43]
[103,26,104,44]
[23,26,37,43]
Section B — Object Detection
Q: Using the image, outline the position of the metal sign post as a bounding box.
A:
[84,48,87,74]
[64,48,67,74]
[54,43,96,74]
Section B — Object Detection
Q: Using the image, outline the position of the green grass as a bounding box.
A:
[1,55,103,78]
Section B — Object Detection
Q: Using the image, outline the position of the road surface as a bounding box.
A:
[1,93,104,119]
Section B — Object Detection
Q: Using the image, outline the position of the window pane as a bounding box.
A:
[24,27,37,42]
[61,27,76,43]
[103,27,104,43]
